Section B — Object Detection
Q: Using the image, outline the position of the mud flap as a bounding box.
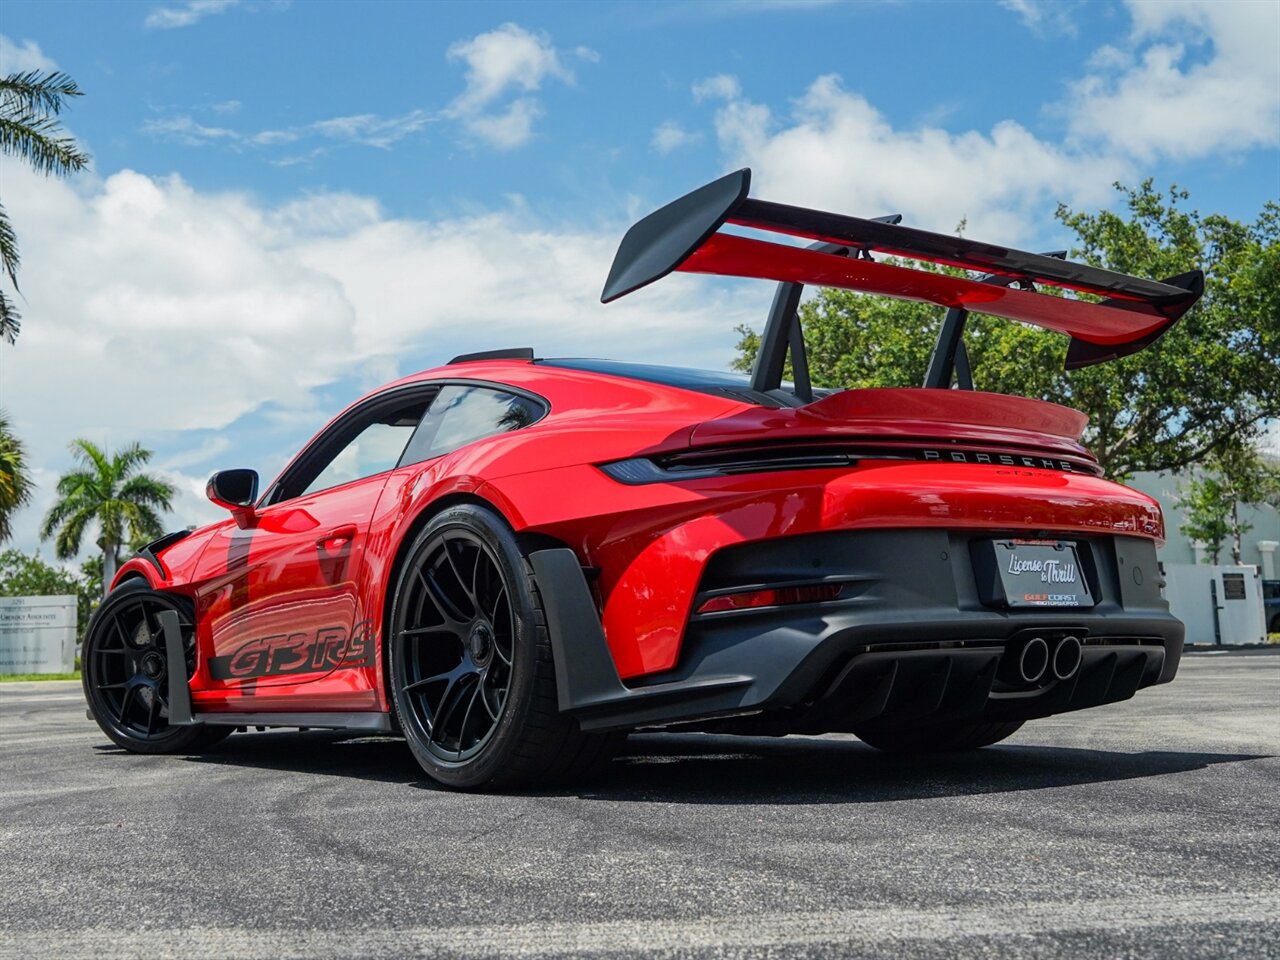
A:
[528,548,750,730]
[159,609,194,726]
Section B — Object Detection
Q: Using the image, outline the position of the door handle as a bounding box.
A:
[317,526,358,551]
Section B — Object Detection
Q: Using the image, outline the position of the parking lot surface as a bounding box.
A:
[1,649,1277,959]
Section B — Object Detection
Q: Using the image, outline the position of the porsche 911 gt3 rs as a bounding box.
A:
[82,169,1202,789]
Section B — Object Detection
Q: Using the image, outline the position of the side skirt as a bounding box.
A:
[190,711,393,732]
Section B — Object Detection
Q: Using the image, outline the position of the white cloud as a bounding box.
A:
[144,24,582,154]
[1065,0,1280,161]
[0,163,758,555]
[445,23,576,149]
[141,115,240,146]
[0,35,58,73]
[708,73,1125,243]
[144,0,238,30]
[305,109,433,148]
[157,436,232,472]
[461,99,543,152]
[693,73,742,103]
[651,120,700,154]
[143,108,433,152]
[447,23,571,113]
[998,0,1080,38]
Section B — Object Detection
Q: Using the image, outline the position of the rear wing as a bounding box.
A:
[601,169,1203,384]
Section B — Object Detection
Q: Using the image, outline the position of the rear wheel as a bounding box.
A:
[388,505,619,790]
[82,580,232,754]
[855,719,1024,754]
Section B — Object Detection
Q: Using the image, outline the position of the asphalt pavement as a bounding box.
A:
[1,649,1277,959]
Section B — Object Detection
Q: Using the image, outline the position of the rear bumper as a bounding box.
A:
[532,529,1181,733]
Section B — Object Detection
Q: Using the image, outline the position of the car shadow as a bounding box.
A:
[579,733,1269,804]
[168,729,1271,804]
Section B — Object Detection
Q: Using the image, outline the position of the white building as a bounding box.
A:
[1128,471,1280,580]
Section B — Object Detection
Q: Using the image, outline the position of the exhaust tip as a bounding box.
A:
[1053,635,1083,680]
[1018,637,1050,684]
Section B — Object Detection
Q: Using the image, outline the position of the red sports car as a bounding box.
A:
[82,170,1202,789]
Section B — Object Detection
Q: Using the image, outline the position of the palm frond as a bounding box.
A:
[53,468,99,500]
[0,114,90,177]
[53,506,94,560]
[0,71,83,115]
[0,448,33,505]
[119,473,175,511]
[112,442,153,480]
[39,479,95,537]
[0,408,33,543]
[44,437,173,562]
[126,503,166,543]
[0,203,18,289]
[0,290,19,345]
[68,438,111,480]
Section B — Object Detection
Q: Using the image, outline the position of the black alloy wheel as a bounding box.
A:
[394,528,515,763]
[82,580,231,754]
[389,504,622,790]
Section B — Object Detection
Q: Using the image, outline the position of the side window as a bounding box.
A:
[399,385,543,467]
[292,396,432,499]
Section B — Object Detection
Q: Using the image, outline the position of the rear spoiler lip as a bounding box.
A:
[688,387,1094,450]
[601,168,1204,359]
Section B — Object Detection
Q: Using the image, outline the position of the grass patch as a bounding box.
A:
[0,672,80,682]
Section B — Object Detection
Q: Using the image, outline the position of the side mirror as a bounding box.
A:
[207,469,258,520]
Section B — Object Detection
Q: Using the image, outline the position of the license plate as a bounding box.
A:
[990,539,1093,608]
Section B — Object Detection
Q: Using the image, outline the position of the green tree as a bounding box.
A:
[78,554,104,606]
[1176,442,1280,564]
[0,70,90,344]
[0,409,33,542]
[0,548,97,642]
[732,183,1280,479]
[1176,474,1232,564]
[40,440,174,595]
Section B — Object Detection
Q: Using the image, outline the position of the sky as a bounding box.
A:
[1,0,1278,561]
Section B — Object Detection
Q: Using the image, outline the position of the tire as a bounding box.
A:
[82,579,233,754]
[387,504,621,790]
[855,719,1025,754]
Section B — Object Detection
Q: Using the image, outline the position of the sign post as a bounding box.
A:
[0,596,78,674]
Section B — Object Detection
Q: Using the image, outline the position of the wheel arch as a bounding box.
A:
[377,492,573,708]
[110,560,159,591]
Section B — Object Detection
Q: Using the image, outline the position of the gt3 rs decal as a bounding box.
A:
[209,620,375,680]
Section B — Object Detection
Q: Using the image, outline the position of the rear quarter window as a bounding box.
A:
[399,385,543,466]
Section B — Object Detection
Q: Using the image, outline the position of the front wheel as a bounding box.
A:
[855,719,1025,754]
[82,580,232,754]
[388,505,619,790]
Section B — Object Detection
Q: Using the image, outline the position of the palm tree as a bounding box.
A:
[41,440,175,595]
[0,409,33,542]
[1,70,90,344]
